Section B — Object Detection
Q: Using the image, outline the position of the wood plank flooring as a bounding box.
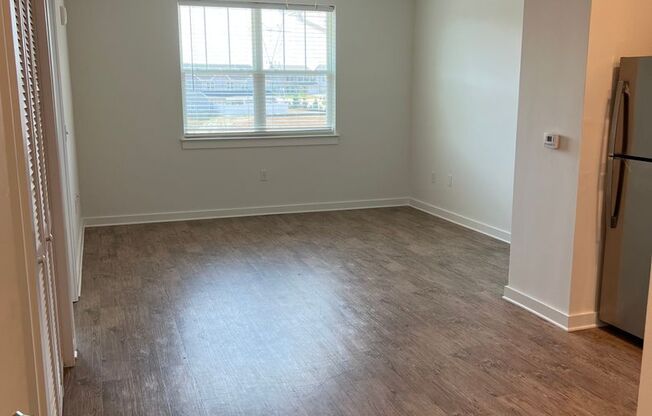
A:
[63,207,642,415]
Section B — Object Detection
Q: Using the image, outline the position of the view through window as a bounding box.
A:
[178,2,336,137]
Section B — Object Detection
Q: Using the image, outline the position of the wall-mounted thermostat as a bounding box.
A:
[544,133,560,150]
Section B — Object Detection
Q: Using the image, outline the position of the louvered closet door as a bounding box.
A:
[11,0,64,414]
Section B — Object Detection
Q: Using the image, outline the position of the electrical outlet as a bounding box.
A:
[259,169,268,182]
[431,172,436,184]
[448,174,453,188]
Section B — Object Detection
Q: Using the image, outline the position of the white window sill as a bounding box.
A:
[181,133,340,149]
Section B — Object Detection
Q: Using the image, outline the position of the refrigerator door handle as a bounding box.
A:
[610,158,626,228]
[608,80,629,156]
[606,80,630,228]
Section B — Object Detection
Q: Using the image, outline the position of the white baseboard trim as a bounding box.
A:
[567,311,604,332]
[83,197,411,228]
[409,199,511,243]
[83,198,513,242]
[503,286,601,332]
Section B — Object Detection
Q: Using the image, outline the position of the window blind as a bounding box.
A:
[178,1,336,137]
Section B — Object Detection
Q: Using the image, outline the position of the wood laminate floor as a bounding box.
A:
[63,207,642,416]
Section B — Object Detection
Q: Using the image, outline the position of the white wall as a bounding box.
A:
[411,0,523,241]
[65,0,413,222]
[505,0,592,328]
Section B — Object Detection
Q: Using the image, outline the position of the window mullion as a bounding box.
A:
[327,13,335,129]
[252,8,265,130]
[188,7,195,90]
[226,9,232,66]
[303,11,307,70]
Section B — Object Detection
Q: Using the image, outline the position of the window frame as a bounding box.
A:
[177,0,338,144]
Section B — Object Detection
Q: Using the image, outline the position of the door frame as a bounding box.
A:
[34,0,77,368]
[45,0,83,304]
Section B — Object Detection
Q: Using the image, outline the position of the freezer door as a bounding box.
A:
[600,159,652,338]
[616,57,652,160]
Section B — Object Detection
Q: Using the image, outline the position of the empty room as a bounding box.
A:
[2,0,652,415]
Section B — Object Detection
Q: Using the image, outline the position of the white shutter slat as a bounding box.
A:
[10,0,64,414]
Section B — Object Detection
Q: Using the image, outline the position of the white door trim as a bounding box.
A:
[37,0,77,367]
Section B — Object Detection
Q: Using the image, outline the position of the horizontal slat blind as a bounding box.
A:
[180,1,335,12]
[178,2,336,137]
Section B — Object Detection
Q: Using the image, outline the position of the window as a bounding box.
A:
[178,1,336,139]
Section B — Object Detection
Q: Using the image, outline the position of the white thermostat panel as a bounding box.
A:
[544,133,560,150]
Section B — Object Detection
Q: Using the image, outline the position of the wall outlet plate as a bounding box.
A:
[544,133,560,150]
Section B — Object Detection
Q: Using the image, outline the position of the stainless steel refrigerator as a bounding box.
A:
[599,56,652,339]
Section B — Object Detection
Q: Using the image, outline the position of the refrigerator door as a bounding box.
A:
[600,158,652,338]
[615,57,652,160]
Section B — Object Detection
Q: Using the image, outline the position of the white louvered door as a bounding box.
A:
[11,0,64,414]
